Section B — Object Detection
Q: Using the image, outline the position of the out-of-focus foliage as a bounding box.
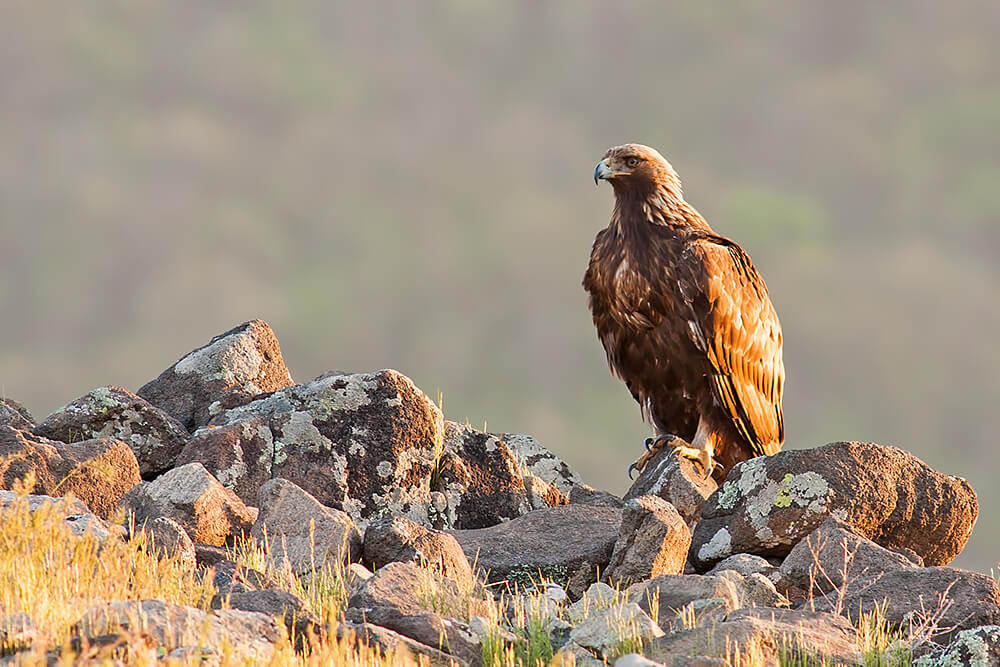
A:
[1,2,997,571]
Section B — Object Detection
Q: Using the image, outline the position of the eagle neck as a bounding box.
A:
[611,185,711,237]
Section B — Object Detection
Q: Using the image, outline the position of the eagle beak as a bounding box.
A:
[594,159,613,185]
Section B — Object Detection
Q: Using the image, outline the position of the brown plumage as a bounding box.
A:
[585,144,784,479]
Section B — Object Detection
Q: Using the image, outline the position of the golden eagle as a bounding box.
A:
[584,144,784,480]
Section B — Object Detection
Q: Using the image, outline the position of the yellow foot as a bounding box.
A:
[627,434,682,479]
[668,443,718,478]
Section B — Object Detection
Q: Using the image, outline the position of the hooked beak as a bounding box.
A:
[594,158,613,185]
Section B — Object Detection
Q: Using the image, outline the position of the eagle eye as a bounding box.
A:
[626,157,640,168]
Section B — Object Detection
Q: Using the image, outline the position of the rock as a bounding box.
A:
[779,515,921,596]
[624,449,718,528]
[569,602,663,661]
[175,417,273,503]
[626,574,740,625]
[913,625,1000,666]
[449,504,621,589]
[569,483,624,508]
[605,496,691,586]
[76,599,281,663]
[206,370,444,525]
[226,589,317,640]
[120,462,256,546]
[614,653,665,667]
[210,560,271,599]
[363,516,472,580]
[0,425,141,520]
[346,562,374,595]
[523,474,567,510]
[690,441,978,570]
[345,561,487,665]
[491,432,581,496]
[34,385,191,479]
[713,570,790,609]
[137,320,294,432]
[706,553,776,579]
[0,613,37,654]
[251,477,361,574]
[556,641,606,667]
[812,566,1000,644]
[567,582,620,624]
[0,490,116,541]
[193,543,229,567]
[432,421,530,529]
[0,398,34,430]
[337,620,461,667]
[143,516,196,569]
[644,608,859,666]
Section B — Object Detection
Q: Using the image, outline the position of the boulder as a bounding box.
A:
[644,608,859,666]
[337,620,460,667]
[226,589,317,641]
[568,602,663,661]
[205,370,444,525]
[137,320,294,431]
[0,425,141,520]
[913,625,1000,667]
[491,432,581,496]
[566,582,619,624]
[625,448,718,528]
[713,570,790,609]
[143,516,196,569]
[0,490,116,542]
[626,574,740,624]
[569,483,624,508]
[812,566,1000,644]
[779,515,921,595]
[605,496,691,586]
[0,398,34,430]
[210,560,272,600]
[120,462,256,546]
[706,553,777,578]
[76,599,281,663]
[449,504,622,589]
[363,516,472,580]
[34,385,190,478]
[690,441,977,569]
[251,477,361,574]
[175,417,273,503]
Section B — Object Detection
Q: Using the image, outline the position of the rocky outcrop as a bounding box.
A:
[34,385,190,478]
[0,398,34,430]
[138,320,294,431]
[363,515,472,580]
[605,495,691,586]
[690,441,977,569]
[625,448,718,528]
[0,425,141,519]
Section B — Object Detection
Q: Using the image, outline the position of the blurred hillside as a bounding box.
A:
[1,2,998,571]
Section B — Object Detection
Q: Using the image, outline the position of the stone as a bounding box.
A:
[345,562,488,665]
[143,516,196,569]
[0,490,116,542]
[206,370,444,525]
[492,432,581,496]
[34,385,191,479]
[569,483,624,508]
[779,515,921,596]
[0,613,37,654]
[194,543,229,567]
[812,566,1000,644]
[449,504,622,589]
[175,417,273,504]
[346,562,374,594]
[643,608,859,666]
[706,553,776,579]
[432,421,530,529]
[119,462,256,546]
[523,473,567,510]
[210,560,271,599]
[226,589,317,641]
[624,448,718,528]
[913,625,1000,667]
[137,320,293,432]
[690,441,978,569]
[614,654,665,667]
[569,602,663,660]
[251,477,361,574]
[362,515,471,580]
[76,599,281,663]
[0,398,34,430]
[567,582,620,624]
[0,425,141,520]
[605,495,691,586]
[336,620,460,667]
[627,574,740,622]
[556,641,606,667]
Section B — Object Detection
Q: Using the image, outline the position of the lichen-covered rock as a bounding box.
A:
[138,320,294,431]
[175,416,273,504]
[120,462,256,546]
[251,477,361,574]
[646,608,860,665]
[492,432,581,496]
[207,370,444,526]
[0,398,34,430]
[605,495,691,586]
[624,448,718,528]
[0,425,141,520]
[35,385,191,478]
[812,566,1000,644]
[76,599,281,663]
[363,516,472,580]
[914,625,1000,667]
[690,441,977,569]
[779,515,921,595]
[449,504,622,589]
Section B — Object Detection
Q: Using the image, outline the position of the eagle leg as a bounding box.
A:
[667,442,719,479]
[627,434,682,478]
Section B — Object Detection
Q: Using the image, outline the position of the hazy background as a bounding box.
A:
[2,2,998,572]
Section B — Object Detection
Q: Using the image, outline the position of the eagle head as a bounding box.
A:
[594,143,682,197]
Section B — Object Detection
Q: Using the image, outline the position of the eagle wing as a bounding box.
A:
[679,235,784,456]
